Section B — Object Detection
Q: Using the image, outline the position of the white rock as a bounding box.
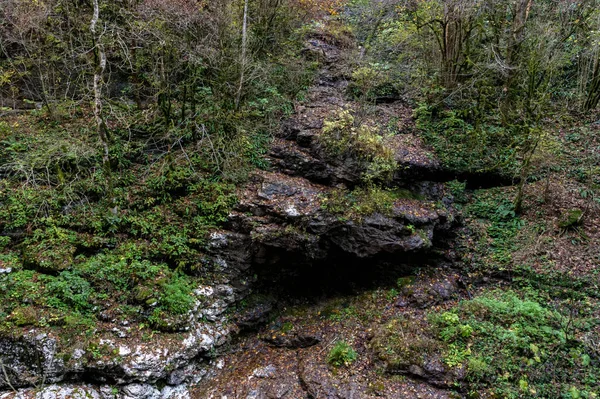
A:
[209,232,227,248]
[34,384,102,399]
[119,346,132,356]
[252,364,276,379]
[160,385,190,399]
[72,348,86,360]
[194,286,214,297]
[285,205,300,217]
[120,384,160,399]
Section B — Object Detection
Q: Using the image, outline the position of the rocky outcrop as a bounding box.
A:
[226,171,453,260]
[0,297,229,390]
[1,32,459,398]
[0,383,193,399]
[269,37,441,188]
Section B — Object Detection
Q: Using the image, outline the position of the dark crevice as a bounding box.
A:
[395,167,517,189]
[251,243,451,302]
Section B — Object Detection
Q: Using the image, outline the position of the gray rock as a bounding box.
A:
[120,384,160,399]
[2,384,103,399]
[160,385,190,399]
[267,383,291,399]
[246,390,262,399]
[253,364,277,379]
[0,334,65,389]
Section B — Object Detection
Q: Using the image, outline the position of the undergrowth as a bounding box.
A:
[320,109,396,184]
[0,21,322,337]
[328,340,358,368]
[414,104,520,177]
[430,290,600,398]
[321,185,422,221]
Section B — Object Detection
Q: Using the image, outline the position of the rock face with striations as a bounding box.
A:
[0,34,457,398]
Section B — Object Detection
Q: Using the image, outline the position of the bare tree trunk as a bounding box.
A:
[514,127,540,214]
[91,0,112,193]
[501,0,533,121]
[584,52,600,111]
[235,0,249,110]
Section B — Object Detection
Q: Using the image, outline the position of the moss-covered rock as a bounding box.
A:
[22,239,76,274]
[558,208,583,229]
[9,306,40,327]
[369,316,463,387]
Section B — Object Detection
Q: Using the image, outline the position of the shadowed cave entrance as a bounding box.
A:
[249,245,447,301]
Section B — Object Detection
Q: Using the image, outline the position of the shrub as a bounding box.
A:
[446,180,467,204]
[156,274,195,315]
[328,340,358,367]
[348,63,395,101]
[46,271,95,312]
[414,105,519,176]
[320,110,396,183]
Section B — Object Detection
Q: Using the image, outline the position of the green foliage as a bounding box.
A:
[320,110,396,183]
[46,271,94,312]
[327,340,358,367]
[22,227,77,273]
[430,290,600,398]
[0,268,97,330]
[464,189,524,270]
[446,180,467,204]
[370,316,440,371]
[155,275,195,316]
[322,185,419,220]
[414,105,519,175]
[328,305,358,322]
[348,63,395,101]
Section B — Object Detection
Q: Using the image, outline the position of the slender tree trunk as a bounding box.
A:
[514,127,540,214]
[91,0,111,193]
[501,0,533,121]
[584,52,600,111]
[235,0,249,110]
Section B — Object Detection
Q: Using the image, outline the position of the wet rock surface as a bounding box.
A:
[193,268,464,399]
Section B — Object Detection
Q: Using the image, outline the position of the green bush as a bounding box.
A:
[156,274,195,316]
[348,63,395,101]
[414,105,519,176]
[320,110,396,183]
[328,340,358,368]
[46,271,95,312]
[429,290,600,398]
[446,180,467,204]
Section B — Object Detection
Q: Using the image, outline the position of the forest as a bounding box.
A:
[1,0,600,398]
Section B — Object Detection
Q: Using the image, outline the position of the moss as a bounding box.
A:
[558,208,583,229]
[133,285,155,304]
[322,185,415,221]
[370,316,441,371]
[10,306,40,327]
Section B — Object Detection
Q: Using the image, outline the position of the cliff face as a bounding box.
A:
[0,32,458,399]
